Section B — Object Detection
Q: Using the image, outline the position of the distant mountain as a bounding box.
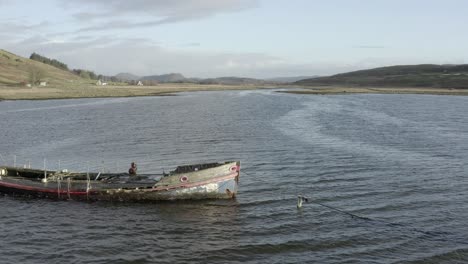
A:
[199,77,266,85]
[140,73,186,83]
[295,64,468,88]
[121,73,270,85]
[115,72,140,81]
[267,76,319,83]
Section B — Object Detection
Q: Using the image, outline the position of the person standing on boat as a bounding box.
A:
[128,162,137,175]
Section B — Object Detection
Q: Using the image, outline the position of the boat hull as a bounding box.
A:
[0,161,240,202]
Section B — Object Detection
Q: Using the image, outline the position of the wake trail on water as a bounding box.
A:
[273,97,464,166]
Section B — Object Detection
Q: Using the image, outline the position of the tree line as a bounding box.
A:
[28,52,154,85]
[29,52,101,80]
[30,52,69,71]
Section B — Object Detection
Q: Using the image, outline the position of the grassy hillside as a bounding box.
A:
[0,49,92,87]
[296,64,468,88]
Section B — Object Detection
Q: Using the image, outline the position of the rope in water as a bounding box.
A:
[219,168,468,246]
[298,195,468,246]
[307,199,371,221]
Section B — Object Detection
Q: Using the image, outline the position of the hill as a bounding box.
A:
[198,77,267,85]
[295,64,468,88]
[118,72,271,85]
[0,49,90,87]
[140,73,186,83]
[115,72,140,81]
[267,76,319,83]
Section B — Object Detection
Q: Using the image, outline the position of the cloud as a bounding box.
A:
[4,33,404,79]
[183,42,201,47]
[0,20,52,46]
[68,0,258,18]
[353,45,386,49]
[59,41,287,78]
[0,0,12,6]
[6,32,445,79]
[0,20,49,34]
[76,19,174,32]
[4,35,328,78]
[63,0,259,31]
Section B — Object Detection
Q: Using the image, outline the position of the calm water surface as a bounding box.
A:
[1,90,468,263]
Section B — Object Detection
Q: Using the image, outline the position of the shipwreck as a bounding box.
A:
[0,161,240,201]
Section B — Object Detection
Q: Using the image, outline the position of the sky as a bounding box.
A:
[1,0,468,78]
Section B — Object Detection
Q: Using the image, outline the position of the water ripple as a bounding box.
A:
[1,92,468,263]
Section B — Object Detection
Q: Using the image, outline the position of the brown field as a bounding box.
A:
[0,83,274,100]
[2,84,468,101]
[1,49,276,100]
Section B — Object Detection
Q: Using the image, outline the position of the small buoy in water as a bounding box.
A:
[297,195,309,208]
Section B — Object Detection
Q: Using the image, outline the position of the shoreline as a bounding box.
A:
[281,86,468,96]
[0,84,277,101]
[2,84,468,101]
